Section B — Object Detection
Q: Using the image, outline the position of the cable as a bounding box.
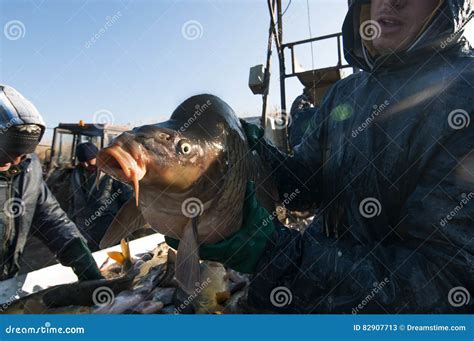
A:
[282,0,292,16]
[306,0,315,71]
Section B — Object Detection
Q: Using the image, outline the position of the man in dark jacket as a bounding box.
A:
[69,142,131,251]
[0,84,102,281]
[168,0,474,313]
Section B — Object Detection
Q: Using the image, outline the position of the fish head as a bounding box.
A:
[97,115,227,203]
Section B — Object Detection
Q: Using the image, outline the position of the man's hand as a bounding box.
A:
[166,181,276,274]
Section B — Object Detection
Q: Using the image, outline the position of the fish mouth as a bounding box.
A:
[97,143,147,206]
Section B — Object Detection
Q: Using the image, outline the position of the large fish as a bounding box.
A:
[97,94,276,294]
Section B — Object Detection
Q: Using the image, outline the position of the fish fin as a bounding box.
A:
[107,251,126,265]
[175,218,201,294]
[120,239,131,261]
[100,198,147,249]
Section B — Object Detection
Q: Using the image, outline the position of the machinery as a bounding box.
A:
[248,0,354,150]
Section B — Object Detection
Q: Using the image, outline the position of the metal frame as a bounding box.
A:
[283,32,351,78]
[263,1,352,151]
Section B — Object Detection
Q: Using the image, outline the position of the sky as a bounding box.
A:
[1,0,473,142]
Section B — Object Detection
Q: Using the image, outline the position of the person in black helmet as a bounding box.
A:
[69,142,131,251]
[0,84,102,281]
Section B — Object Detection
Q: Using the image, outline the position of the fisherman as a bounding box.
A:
[170,0,474,312]
[0,85,102,281]
[69,142,131,251]
[289,87,316,148]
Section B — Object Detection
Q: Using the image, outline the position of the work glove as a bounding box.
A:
[166,181,275,274]
[57,238,103,281]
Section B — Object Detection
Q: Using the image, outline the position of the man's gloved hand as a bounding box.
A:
[166,181,275,274]
[239,119,265,151]
[57,238,103,281]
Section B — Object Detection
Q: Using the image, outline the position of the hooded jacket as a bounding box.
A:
[249,0,474,313]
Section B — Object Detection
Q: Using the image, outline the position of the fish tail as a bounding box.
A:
[121,239,131,262]
[175,218,201,294]
[107,251,126,265]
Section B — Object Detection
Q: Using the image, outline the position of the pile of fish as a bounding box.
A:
[3,241,252,314]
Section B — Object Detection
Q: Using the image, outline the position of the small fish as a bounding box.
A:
[3,243,251,314]
[97,94,277,294]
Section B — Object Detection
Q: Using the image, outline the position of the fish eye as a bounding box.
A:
[179,141,192,155]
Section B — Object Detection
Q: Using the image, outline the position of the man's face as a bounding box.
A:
[81,158,97,170]
[0,151,25,172]
[370,0,441,55]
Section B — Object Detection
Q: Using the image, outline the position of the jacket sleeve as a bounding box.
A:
[248,125,474,313]
[258,107,327,211]
[31,179,86,259]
